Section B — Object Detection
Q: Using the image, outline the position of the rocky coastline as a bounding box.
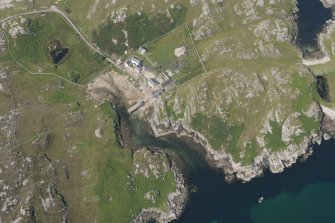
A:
[301,21,333,65]
[112,108,188,223]
[149,114,327,182]
[320,105,335,137]
[132,160,188,223]
[111,2,335,221]
[142,0,335,184]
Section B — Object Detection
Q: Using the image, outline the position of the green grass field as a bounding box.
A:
[56,0,194,38]
[4,13,105,84]
[93,12,176,55]
[145,25,204,85]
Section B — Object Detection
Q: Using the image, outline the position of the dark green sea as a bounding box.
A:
[174,140,335,223]
[250,182,335,223]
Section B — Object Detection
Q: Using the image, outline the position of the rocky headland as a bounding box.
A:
[149,107,325,182]
[146,0,335,183]
[132,162,187,223]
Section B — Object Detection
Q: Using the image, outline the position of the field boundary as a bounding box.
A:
[142,23,187,47]
[2,28,85,88]
[143,23,207,87]
[185,24,207,73]
[176,71,205,89]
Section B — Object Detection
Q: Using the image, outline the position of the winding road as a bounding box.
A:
[0,5,126,74]
[0,9,53,23]
[49,6,126,71]
[0,5,154,111]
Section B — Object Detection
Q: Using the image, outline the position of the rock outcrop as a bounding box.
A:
[149,112,322,182]
[132,149,188,223]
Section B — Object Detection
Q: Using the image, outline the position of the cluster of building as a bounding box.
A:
[124,46,173,98]
[125,46,148,70]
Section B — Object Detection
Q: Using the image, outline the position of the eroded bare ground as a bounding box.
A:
[87,71,144,107]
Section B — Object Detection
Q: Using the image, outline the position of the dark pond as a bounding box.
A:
[48,40,69,64]
[50,48,69,64]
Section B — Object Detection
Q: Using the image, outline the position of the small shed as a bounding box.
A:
[147,79,156,88]
[150,78,160,85]
[139,46,147,54]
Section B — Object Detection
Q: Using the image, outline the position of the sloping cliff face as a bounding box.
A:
[150,104,322,182]
[150,0,326,182]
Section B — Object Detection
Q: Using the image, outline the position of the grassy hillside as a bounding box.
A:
[0,8,178,222]
[61,0,321,166]
[56,0,197,38]
[2,13,105,84]
[151,0,321,165]
[0,0,325,203]
[0,61,178,223]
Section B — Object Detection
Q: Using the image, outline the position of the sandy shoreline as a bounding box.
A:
[302,55,330,66]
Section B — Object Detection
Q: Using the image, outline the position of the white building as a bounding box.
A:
[130,57,142,68]
[139,46,147,54]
